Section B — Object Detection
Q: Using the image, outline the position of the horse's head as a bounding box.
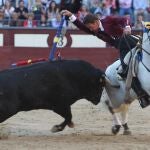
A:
[144,22,150,30]
[142,22,150,37]
[140,22,150,51]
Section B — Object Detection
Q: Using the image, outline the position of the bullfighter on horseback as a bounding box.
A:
[61,10,150,108]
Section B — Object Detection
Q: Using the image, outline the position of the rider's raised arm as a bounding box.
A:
[61,10,95,35]
[69,14,96,35]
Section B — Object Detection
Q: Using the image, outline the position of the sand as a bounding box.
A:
[0,98,150,150]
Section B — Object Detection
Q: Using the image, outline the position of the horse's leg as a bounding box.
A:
[120,107,132,135]
[112,113,122,135]
[105,100,121,135]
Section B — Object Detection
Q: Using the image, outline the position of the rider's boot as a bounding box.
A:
[131,77,150,108]
[117,63,128,80]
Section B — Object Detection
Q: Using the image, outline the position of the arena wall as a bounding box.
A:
[0,28,119,70]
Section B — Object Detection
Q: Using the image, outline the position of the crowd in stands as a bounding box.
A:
[0,0,150,29]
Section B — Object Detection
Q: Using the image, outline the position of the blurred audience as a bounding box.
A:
[77,5,89,22]
[16,0,28,8]
[51,13,66,28]
[32,0,45,21]
[46,0,59,26]
[132,14,144,30]
[102,0,116,16]
[3,0,14,18]
[0,0,5,7]
[2,0,14,25]
[9,12,22,26]
[39,14,47,26]
[0,0,149,29]
[60,0,82,14]
[0,7,4,27]
[15,0,28,20]
[23,12,37,27]
[133,0,149,23]
[89,0,102,14]
[118,0,133,19]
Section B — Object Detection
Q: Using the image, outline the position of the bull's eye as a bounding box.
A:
[100,78,103,83]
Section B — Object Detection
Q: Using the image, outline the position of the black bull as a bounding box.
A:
[0,59,105,132]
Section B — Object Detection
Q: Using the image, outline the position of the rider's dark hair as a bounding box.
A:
[83,13,99,25]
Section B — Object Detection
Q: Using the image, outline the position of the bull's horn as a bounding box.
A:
[105,76,112,84]
[105,76,120,88]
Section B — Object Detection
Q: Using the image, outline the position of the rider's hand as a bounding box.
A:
[123,26,131,35]
[60,10,73,17]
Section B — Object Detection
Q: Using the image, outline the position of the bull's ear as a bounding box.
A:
[99,74,105,85]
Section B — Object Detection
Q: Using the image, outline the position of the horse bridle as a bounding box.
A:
[139,29,150,72]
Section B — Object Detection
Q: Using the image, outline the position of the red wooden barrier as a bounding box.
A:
[0,28,119,70]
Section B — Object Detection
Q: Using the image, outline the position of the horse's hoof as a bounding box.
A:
[111,125,121,135]
[51,125,63,133]
[123,129,132,135]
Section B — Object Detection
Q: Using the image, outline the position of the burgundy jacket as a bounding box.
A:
[73,16,129,47]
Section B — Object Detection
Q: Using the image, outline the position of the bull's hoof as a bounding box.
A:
[123,129,132,135]
[68,121,74,128]
[111,125,121,135]
[51,125,64,133]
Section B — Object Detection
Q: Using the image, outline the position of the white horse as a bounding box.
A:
[104,24,150,135]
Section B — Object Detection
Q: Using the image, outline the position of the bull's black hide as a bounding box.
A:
[0,59,105,132]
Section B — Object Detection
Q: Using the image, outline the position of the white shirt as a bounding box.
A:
[69,14,77,22]
[3,6,15,18]
[27,20,33,28]
[99,20,104,31]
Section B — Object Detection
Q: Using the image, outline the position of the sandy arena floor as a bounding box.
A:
[0,97,150,150]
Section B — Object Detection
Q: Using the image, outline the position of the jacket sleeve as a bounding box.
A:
[73,19,95,35]
[69,15,96,35]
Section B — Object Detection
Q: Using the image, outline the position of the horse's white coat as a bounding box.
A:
[104,28,150,130]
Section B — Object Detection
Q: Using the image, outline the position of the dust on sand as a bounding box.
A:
[0,99,150,150]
